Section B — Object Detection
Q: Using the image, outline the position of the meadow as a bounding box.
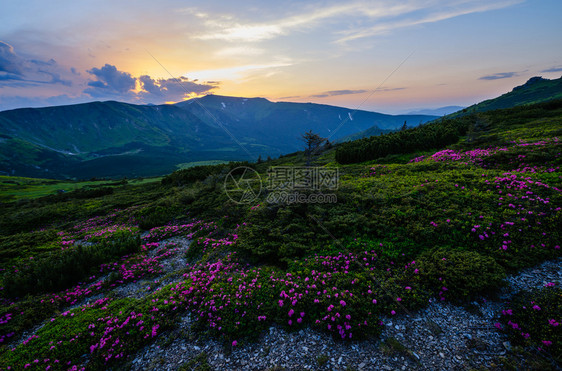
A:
[0,100,560,370]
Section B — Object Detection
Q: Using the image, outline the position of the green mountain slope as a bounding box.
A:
[336,76,562,164]
[451,75,562,117]
[181,95,435,143]
[0,97,436,179]
[335,125,394,143]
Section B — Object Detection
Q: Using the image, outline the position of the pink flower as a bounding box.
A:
[542,340,552,346]
[288,309,294,317]
[232,340,237,347]
[278,300,284,307]
[340,300,346,306]
[391,310,396,315]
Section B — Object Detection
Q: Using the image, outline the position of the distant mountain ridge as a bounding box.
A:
[406,106,465,116]
[0,96,436,179]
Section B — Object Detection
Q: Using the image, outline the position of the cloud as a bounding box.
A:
[336,0,523,43]
[0,41,23,75]
[85,64,136,97]
[541,66,562,73]
[309,86,406,98]
[138,75,217,101]
[191,2,422,42]
[215,46,265,57]
[189,1,522,45]
[83,64,218,102]
[309,89,368,98]
[479,71,518,80]
[187,61,292,81]
[0,41,74,87]
[279,95,301,100]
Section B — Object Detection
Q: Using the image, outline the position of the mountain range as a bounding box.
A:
[0,96,436,179]
[406,106,465,116]
[1,75,561,179]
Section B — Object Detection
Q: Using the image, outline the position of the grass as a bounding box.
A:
[175,160,230,169]
[317,354,329,367]
[381,337,416,360]
[0,175,161,202]
[179,352,211,371]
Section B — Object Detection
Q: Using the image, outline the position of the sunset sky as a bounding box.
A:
[1,0,561,114]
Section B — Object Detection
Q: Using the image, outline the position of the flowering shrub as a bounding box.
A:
[498,285,561,364]
[2,232,141,298]
[0,296,177,370]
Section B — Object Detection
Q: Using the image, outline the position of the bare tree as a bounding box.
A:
[302,130,326,166]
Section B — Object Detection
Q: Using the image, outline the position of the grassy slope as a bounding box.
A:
[0,175,161,202]
[450,76,562,117]
[0,101,560,369]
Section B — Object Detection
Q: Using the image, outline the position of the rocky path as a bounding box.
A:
[128,258,561,370]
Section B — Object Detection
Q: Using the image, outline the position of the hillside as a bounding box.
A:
[335,125,394,143]
[0,97,436,179]
[0,100,560,370]
[450,75,562,117]
[338,75,562,152]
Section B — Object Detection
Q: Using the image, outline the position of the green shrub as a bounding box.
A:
[417,248,506,302]
[2,232,140,298]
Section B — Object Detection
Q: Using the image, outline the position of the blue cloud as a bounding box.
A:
[0,41,23,75]
[479,72,518,80]
[0,41,74,87]
[138,75,217,102]
[541,66,562,73]
[310,89,368,98]
[85,64,136,96]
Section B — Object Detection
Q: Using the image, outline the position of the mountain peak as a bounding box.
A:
[513,76,547,91]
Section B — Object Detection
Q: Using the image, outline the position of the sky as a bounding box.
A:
[1,0,561,114]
